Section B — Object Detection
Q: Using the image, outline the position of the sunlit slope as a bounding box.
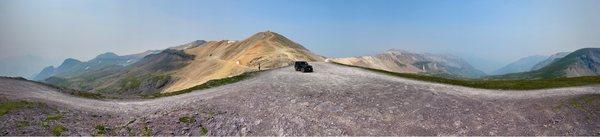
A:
[165,31,325,92]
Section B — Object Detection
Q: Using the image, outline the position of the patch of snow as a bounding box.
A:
[227,40,236,44]
[84,66,90,70]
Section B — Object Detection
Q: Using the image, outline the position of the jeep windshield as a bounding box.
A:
[297,62,308,66]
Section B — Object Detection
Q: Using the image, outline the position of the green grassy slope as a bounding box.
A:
[144,71,256,98]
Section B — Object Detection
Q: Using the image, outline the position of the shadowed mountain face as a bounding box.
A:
[169,40,207,50]
[331,49,486,78]
[495,48,600,79]
[492,55,549,75]
[69,49,197,95]
[37,31,324,97]
[545,48,600,77]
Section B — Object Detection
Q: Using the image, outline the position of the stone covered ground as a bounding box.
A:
[1,62,599,136]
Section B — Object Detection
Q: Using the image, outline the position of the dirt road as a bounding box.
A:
[1,62,599,135]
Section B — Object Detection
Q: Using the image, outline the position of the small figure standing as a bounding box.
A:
[258,63,261,70]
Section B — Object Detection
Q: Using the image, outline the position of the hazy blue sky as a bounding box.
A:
[1,0,599,77]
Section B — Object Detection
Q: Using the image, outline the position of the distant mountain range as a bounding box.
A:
[31,40,210,82]
[331,49,486,78]
[492,52,573,75]
[491,55,549,75]
[32,51,160,81]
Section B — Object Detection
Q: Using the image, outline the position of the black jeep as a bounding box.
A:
[294,61,313,72]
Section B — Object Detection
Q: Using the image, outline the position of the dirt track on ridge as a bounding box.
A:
[1,62,599,135]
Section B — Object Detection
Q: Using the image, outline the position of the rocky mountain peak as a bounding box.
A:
[385,49,412,54]
[244,31,310,51]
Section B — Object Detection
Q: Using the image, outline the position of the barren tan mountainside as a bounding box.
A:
[331,49,486,78]
[331,50,427,74]
[164,31,325,92]
[332,53,424,74]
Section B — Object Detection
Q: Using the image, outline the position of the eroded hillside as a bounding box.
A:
[165,31,324,92]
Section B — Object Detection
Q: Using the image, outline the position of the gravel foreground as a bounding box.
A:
[1,62,599,136]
